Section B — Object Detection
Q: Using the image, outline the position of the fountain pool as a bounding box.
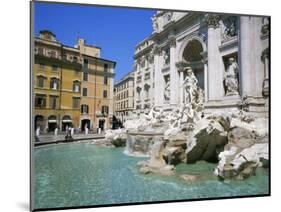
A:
[34,143,269,210]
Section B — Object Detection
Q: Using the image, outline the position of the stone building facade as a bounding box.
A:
[134,39,155,115]
[114,71,135,123]
[34,30,116,132]
[133,11,269,117]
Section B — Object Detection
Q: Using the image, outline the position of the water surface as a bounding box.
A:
[34,143,269,209]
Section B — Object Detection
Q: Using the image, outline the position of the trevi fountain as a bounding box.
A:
[34,67,269,209]
[34,11,269,209]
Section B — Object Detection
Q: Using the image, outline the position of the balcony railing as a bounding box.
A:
[35,51,82,65]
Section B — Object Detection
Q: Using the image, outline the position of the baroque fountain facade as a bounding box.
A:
[103,12,269,181]
[103,66,268,181]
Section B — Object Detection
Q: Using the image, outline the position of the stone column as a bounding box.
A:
[240,16,264,98]
[239,16,252,97]
[202,51,208,102]
[176,61,187,104]
[179,70,184,103]
[262,48,269,97]
[153,46,163,106]
[204,62,208,102]
[206,14,224,101]
[169,37,178,105]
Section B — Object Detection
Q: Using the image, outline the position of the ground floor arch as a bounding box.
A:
[62,115,72,131]
[48,115,57,132]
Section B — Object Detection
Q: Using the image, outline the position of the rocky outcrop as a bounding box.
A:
[137,137,175,175]
[186,128,228,163]
[163,146,186,165]
[185,117,228,164]
[214,120,269,180]
[103,129,127,147]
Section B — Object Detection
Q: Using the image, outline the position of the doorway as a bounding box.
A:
[81,119,91,131]
[34,115,44,131]
[98,119,105,131]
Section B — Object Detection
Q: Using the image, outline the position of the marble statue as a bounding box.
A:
[163,50,170,64]
[183,68,198,104]
[224,57,239,95]
[228,22,236,37]
[164,76,171,101]
[151,15,158,32]
[219,20,228,41]
[219,19,237,41]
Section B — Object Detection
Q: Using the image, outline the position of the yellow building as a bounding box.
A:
[77,39,116,131]
[33,30,116,132]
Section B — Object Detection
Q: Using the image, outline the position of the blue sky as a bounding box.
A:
[34,2,156,81]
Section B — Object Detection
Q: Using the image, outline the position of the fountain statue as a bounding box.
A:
[224,57,239,95]
[183,67,199,104]
[151,15,159,33]
[164,76,171,101]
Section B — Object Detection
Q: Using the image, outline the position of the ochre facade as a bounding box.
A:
[34,30,115,132]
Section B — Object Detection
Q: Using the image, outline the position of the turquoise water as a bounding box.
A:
[34,143,269,209]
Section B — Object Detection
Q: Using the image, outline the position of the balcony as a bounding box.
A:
[35,50,60,59]
[35,51,82,66]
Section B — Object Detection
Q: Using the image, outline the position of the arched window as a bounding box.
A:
[73,80,81,92]
[81,104,89,114]
[50,78,59,90]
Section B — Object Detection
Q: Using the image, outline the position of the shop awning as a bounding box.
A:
[62,120,72,123]
[48,120,57,123]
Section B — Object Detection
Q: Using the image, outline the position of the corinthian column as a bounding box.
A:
[206,14,224,101]
[239,16,252,97]
[153,46,163,106]
[262,48,269,97]
[169,37,178,105]
[240,16,264,98]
